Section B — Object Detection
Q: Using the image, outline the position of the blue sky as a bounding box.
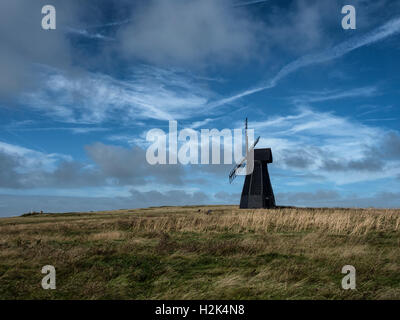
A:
[1,0,400,216]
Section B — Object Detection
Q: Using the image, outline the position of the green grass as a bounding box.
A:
[0,205,399,299]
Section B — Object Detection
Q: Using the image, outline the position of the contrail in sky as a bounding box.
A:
[233,0,269,7]
[65,27,115,41]
[208,16,400,108]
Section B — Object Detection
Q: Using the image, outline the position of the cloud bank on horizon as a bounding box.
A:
[0,0,400,216]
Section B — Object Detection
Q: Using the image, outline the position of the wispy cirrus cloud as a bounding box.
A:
[5,126,109,135]
[106,134,147,148]
[65,27,115,41]
[248,108,400,185]
[233,0,269,7]
[209,16,400,108]
[21,65,214,124]
[289,86,379,105]
[189,118,216,129]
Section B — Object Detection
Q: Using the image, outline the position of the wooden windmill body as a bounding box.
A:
[229,118,276,209]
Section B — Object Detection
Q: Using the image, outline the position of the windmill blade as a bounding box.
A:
[228,136,260,184]
[249,136,260,151]
[229,158,246,183]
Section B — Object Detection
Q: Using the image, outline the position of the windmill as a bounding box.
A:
[229,118,276,209]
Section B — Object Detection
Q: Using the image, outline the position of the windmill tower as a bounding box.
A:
[229,118,276,209]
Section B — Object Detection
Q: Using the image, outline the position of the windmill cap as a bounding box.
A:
[253,148,273,163]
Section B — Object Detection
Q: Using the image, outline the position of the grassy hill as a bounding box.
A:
[0,205,399,299]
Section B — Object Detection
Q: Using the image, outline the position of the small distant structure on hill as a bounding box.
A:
[229,118,276,209]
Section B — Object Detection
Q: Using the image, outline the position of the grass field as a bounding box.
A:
[0,205,400,300]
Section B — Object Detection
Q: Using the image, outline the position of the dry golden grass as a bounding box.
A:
[99,207,400,235]
[90,231,124,241]
[0,205,399,300]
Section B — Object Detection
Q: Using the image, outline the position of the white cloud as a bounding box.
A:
[118,0,263,67]
[0,141,71,173]
[22,65,214,124]
[0,1,79,98]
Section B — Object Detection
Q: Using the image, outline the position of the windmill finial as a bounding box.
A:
[245,117,249,156]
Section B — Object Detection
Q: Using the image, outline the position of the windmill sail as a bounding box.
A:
[229,135,260,184]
